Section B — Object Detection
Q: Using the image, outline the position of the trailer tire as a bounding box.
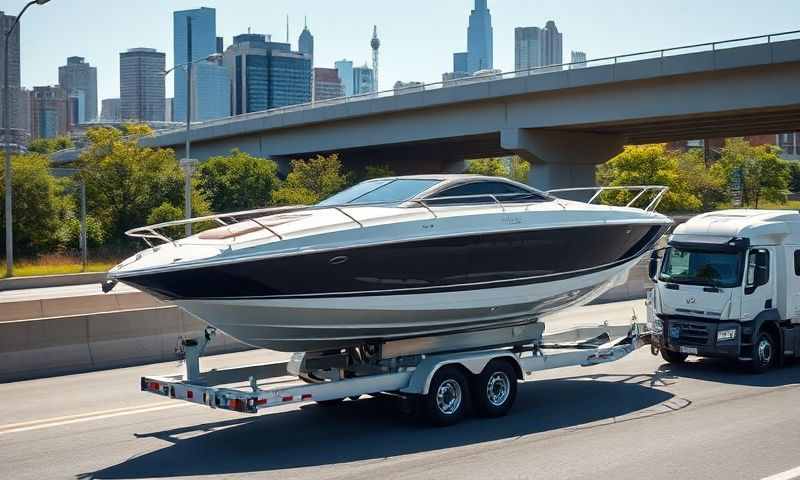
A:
[473,360,517,418]
[749,331,776,374]
[423,366,470,427]
[661,349,688,364]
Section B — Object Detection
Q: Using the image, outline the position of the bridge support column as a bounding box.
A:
[500,128,624,191]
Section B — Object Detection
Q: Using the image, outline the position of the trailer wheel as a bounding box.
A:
[423,366,470,427]
[473,360,517,418]
[749,331,776,374]
[661,349,688,364]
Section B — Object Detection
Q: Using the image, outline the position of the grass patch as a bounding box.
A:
[0,254,118,278]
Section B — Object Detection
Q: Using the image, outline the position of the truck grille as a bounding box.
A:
[670,321,710,346]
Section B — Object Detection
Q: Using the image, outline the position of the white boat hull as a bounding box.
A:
[173,256,640,352]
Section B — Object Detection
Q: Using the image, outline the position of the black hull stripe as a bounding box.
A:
[167,253,636,301]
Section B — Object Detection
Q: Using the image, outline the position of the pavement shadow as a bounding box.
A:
[79,378,674,479]
[654,357,800,388]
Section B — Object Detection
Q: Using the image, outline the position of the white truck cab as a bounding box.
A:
[649,210,800,372]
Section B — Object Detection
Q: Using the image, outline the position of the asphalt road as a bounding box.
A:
[1,300,800,480]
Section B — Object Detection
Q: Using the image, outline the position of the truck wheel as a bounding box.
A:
[661,349,688,364]
[423,366,470,427]
[473,360,517,418]
[749,331,776,374]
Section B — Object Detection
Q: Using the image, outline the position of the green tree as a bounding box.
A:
[196,149,280,213]
[788,161,800,193]
[75,125,208,245]
[27,135,74,154]
[597,144,702,212]
[0,153,72,255]
[509,157,531,183]
[146,202,185,239]
[272,154,348,205]
[676,149,728,211]
[711,138,789,208]
[466,158,510,177]
[362,164,395,180]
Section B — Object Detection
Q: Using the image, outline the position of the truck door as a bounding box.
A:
[740,248,774,321]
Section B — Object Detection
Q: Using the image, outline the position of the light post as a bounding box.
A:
[163,52,222,237]
[3,0,50,277]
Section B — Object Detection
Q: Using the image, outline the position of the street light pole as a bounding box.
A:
[184,15,193,237]
[164,49,221,239]
[3,0,51,277]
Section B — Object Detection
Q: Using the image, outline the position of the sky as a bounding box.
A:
[4,0,800,103]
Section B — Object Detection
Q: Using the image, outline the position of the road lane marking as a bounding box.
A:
[762,466,800,480]
[0,403,189,436]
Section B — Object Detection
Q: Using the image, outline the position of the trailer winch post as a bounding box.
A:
[182,327,216,383]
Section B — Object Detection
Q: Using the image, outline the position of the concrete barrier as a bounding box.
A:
[0,272,107,291]
[0,306,250,383]
[0,291,162,323]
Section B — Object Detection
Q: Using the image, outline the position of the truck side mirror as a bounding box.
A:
[648,251,659,281]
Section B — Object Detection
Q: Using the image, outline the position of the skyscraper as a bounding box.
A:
[100,98,121,121]
[119,48,166,122]
[1,10,29,145]
[298,21,314,59]
[30,86,69,139]
[570,51,587,69]
[353,64,375,95]
[335,59,354,96]
[224,33,312,115]
[314,68,344,101]
[515,21,563,72]
[173,7,230,122]
[450,0,492,76]
[58,56,98,123]
[466,0,493,73]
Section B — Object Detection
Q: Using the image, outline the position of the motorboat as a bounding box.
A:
[106,175,672,352]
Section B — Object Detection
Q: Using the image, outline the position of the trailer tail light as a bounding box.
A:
[187,390,194,399]
[281,395,293,402]
[301,394,312,401]
[256,399,267,406]
[228,399,244,411]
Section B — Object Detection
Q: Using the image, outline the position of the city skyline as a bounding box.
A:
[5,0,798,105]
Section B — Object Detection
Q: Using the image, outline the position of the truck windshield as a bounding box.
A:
[659,247,743,288]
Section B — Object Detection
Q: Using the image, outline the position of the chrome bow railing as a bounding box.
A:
[125,187,667,246]
[546,186,669,213]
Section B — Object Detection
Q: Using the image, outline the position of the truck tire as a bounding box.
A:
[472,360,517,418]
[661,349,688,364]
[422,366,470,427]
[749,331,776,374]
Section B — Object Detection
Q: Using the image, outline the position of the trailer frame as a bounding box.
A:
[141,321,651,424]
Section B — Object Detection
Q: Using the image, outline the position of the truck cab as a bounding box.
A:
[649,210,800,372]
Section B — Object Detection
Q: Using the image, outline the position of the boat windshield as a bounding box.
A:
[658,247,744,288]
[318,179,441,206]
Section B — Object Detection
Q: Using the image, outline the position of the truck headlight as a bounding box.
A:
[717,329,737,342]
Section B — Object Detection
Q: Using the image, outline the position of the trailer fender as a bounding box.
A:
[400,351,523,395]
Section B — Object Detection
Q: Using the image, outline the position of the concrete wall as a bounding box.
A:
[0,291,161,322]
[0,306,249,383]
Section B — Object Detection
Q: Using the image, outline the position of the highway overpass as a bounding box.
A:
[131,32,800,189]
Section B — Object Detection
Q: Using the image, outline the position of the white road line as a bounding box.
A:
[762,466,800,480]
[0,403,189,436]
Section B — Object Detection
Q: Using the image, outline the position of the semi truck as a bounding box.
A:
[648,209,800,372]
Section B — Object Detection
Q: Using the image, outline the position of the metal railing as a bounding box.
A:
[145,29,800,137]
[125,187,666,246]
[546,186,669,213]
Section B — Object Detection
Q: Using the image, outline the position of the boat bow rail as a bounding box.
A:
[546,186,669,213]
[125,186,668,247]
